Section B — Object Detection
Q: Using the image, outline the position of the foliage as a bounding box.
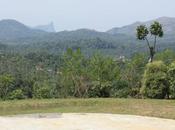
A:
[33,81,55,99]
[0,74,14,100]
[110,80,130,98]
[155,49,175,65]
[118,53,147,98]
[167,62,175,98]
[150,22,163,37]
[141,61,169,99]
[60,48,90,97]
[8,89,25,100]
[88,54,120,97]
[60,49,120,98]
[0,47,175,100]
[136,25,149,40]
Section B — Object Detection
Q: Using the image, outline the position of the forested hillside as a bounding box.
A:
[0,17,175,57]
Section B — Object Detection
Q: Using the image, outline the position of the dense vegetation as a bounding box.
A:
[1,42,175,100]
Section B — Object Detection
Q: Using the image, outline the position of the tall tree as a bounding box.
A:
[136,21,163,62]
[89,54,120,97]
[60,48,90,97]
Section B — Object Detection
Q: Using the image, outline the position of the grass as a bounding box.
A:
[0,98,175,119]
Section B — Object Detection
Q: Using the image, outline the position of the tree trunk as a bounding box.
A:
[148,55,154,63]
[148,47,155,63]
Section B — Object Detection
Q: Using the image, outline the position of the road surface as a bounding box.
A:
[0,113,175,130]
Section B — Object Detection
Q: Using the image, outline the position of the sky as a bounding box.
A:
[0,0,174,32]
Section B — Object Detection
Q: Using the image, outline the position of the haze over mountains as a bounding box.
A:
[0,17,175,42]
[0,19,47,41]
[34,22,56,33]
[107,17,175,36]
[0,17,175,56]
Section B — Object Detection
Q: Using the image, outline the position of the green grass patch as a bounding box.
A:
[0,98,175,119]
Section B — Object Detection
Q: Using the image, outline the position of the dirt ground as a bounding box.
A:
[0,113,175,130]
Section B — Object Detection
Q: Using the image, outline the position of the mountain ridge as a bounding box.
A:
[0,19,47,41]
[0,17,175,46]
[0,17,175,39]
[107,16,175,36]
[0,17,175,56]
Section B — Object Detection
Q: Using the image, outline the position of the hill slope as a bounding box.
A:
[107,17,175,37]
[0,19,47,41]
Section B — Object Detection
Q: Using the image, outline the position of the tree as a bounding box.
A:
[122,53,147,97]
[136,21,163,62]
[141,61,169,99]
[88,54,120,97]
[60,48,90,97]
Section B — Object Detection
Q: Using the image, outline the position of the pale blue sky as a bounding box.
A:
[0,0,174,31]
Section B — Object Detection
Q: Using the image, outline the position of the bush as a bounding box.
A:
[34,87,52,99]
[8,89,25,100]
[0,74,14,100]
[110,80,130,98]
[168,61,175,98]
[88,83,111,98]
[141,61,169,99]
[33,82,54,99]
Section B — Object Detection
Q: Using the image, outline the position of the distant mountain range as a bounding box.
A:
[0,17,175,56]
[0,19,134,43]
[0,17,175,42]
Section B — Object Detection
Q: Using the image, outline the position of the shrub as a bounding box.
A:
[88,82,111,98]
[34,87,52,99]
[110,80,130,98]
[0,74,14,100]
[8,89,25,100]
[167,61,175,98]
[141,61,169,99]
[33,82,54,99]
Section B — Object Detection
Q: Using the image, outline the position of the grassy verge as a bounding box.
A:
[0,98,175,119]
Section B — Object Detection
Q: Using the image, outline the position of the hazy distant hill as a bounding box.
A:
[46,29,133,42]
[107,17,175,37]
[0,19,47,41]
[34,22,56,32]
[1,17,175,42]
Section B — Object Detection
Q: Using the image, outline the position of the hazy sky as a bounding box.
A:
[0,0,174,31]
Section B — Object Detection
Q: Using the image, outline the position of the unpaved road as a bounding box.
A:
[0,113,175,130]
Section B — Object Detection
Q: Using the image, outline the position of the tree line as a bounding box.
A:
[0,48,175,100]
